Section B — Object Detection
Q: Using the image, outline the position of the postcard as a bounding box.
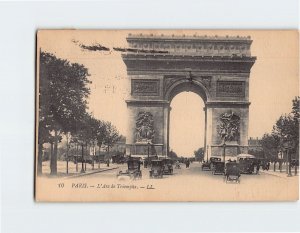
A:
[35,30,299,201]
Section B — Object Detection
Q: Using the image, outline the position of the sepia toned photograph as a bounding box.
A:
[35,30,299,202]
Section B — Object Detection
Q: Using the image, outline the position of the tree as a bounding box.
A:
[103,122,121,158]
[38,51,90,175]
[194,147,205,161]
[272,99,299,158]
[95,120,107,168]
[37,115,51,175]
[260,133,280,160]
[260,96,299,161]
[291,96,300,157]
[292,97,300,120]
[169,150,178,159]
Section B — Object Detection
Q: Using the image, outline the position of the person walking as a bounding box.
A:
[256,161,260,174]
[186,160,190,168]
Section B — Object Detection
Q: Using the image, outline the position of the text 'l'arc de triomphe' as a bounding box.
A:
[121,34,256,159]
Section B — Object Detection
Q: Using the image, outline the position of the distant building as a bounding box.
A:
[110,136,126,153]
[248,137,263,152]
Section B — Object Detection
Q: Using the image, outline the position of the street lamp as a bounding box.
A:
[147,142,150,161]
[223,142,226,163]
[206,145,209,162]
[81,143,85,173]
[287,148,292,177]
[283,140,294,177]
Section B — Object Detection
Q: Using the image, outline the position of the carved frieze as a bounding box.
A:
[131,79,160,96]
[216,81,245,97]
[127,34,252,56]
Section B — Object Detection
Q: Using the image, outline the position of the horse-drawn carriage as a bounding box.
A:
[201,161,211,171]
[149,160,164,178]
[161,158,174,175]
[259,158,270,171]
[202,157,222,171]
[224,162,241,183]
[212,161,225,175]
[237,154,257,174]
[210,157,222,170]
[117,158,142,180]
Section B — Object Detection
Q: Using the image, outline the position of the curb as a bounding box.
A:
[64,167,119,179]
[260,171,289,179]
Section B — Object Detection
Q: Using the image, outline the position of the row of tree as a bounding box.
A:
[260,97,299,160]
[37,51,120,175]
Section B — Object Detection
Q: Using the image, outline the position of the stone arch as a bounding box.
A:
[122,33,256,159]
[164,78,210,103]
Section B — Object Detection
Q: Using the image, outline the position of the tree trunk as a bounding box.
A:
[107,146,110,167]
[98,145,101,169]
[92,144,95,170]
[76,143,78,172]
[66,133,69,174]
[37,143,43,175]
[50,142,54,174]
[85,142,88,171]
[51,131,58,175]
[81,144,85,173]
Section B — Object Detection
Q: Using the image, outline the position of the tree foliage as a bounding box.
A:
[260,97,299,160]
[39,51,91,135]
[194,147,205,161]
[103,122,121,149]
[37,52,128,175]
[260,133,280,160]
[169,150,178,159]
[38,51,91,175]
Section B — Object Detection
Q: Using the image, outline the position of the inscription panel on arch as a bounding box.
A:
[131,79,160,96]
[216,81,245,97]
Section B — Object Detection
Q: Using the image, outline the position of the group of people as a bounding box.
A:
[174,159,191,169]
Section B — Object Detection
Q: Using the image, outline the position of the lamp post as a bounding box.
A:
[206,145,209,162]
[283,141,294,177]
[147,142,150,160]
[287,148,292,177]
[223,142,226,163]
[75,142,78,172]
[81,143,85,173]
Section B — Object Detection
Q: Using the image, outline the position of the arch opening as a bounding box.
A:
[169,91,206,158]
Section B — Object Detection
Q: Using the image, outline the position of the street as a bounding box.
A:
[76,161,298,181]
[36,161,297,202]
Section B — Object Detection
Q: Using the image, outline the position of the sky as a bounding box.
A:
[38,30,299,156]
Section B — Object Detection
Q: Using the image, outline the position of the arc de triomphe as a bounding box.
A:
[121,34,256,158]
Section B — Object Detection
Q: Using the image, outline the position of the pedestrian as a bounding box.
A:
[256,162,260,174]
[107,159,110,167]
[186,160,190,168]
[267,162,270,171]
